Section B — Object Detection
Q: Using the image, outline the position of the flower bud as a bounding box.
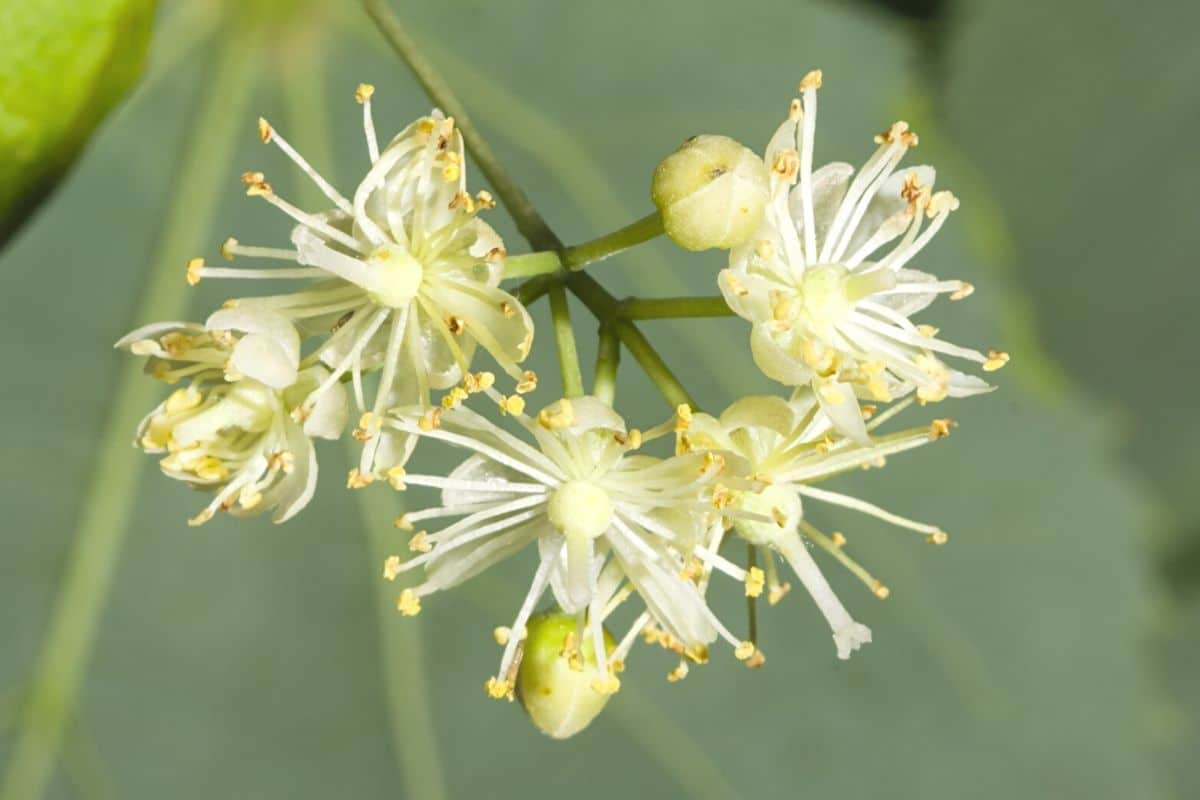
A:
[516,612,616,739]
[651,134,769,251]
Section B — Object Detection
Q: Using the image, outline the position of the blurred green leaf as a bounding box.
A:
[0,0,157,247]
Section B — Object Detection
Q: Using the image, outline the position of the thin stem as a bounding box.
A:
[282,45,448,800]
[568,273,697,410]
[548,283,585,397]
[593,322,620,405]
[502,250,561,280]
[0,33,260,800]
[560,210,663,269]
[362,0,562,250]
[746,544,759,646]
[515,275,552,306]
[621,296,734,320]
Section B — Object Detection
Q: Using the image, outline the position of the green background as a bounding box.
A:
[2,0,1197,797]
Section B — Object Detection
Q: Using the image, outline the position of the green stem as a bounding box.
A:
[0,33,260,800]
[593,322,620,405]
[362,0,561,250]
[548,283,585,397]
[503,251,561,280]
[561,210,663,269]
[621,296,733,320]
[568,273,697,410]
[282,45,448,800]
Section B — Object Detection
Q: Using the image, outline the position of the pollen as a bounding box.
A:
[799,69,823,91]
[734,641,757,661]
[346,469,373,489]
[396,589,422,616]
[492,626,511,646]
[220,237,237,260]
[484,677,513,700]
[745,649,766,669]
[499,394,525,415]
[928,418,957,440]
[240,171,265,185]
[916,324,940,337]
[515,370,537,394]
[256,117,273,142]
[927,530,949,545]
[475,190,496,209]
[186,258,204,286]
[408,531,432,553]
[772,149,800,181]
[441,386,469,409]
[674,404,693,431]
[393,513,413,530]
[537,399,575,430]
[354,82,375,103]
[386,466,406,490]
[872,581,891,599]
[667,661,689,683]
[830,531,847,548]
[983,350,1010,371]
[382,556,402,581]
[417,408,442,431]
[745,566,765,598]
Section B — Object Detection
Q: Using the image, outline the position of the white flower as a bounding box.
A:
[683,392,951,659]
[380,396,752,697]
[719,69,1007,444]
[117,308,347,526]
[186,86,533,477]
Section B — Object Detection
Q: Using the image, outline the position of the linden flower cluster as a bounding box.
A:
[120,70,1006,739]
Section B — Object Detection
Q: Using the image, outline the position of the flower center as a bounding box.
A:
[733,484,802,546]
[365,244,424,308]
[787,264,897,337]
[547,479,614,541]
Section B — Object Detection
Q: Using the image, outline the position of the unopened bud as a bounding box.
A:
[651,134,769,251]
[516,612,616,739]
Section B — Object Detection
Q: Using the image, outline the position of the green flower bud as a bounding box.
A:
[516,612,617,739]
[651,134,769,251]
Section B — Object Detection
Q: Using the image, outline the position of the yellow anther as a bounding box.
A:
[874,120,918,147]
[270,450,295,474]
[449,190,475,213]
[537,399,575,430]
[396,589,421,616]
[484,246,506,263]
[238,489,263,510]
[788,97,803,121]
[484,677,513,700]
[767,581,791,606]
[240,171,265,185]
[417,408,443,431]
[446,315,464,334]
[667,662,689,683]
[900,171,927,205]
[220,237,238,260]
[499,300,516,318]
[382,555,402,581]
[186,258,204,286]
[799,69,823,91]
[860,403,878,419]
[408,531,431,553]
[475,190,496,209]
[393,513,413,530]
[346,468,373,489]
[927,190,960,216]
[734,641,757,661]
[590,674,621,695]
[492,626,511,646]
[679,558,704,582]
[416,118,436,137]
[441,162,460,182]
[771,149,800,181]
[701,451,725,476]
[916,324,940,337]
[755,239,775,260]
[354,82,375,103]
[983,350,1010,372]
[499,394,525,415]
[257,117,273,143]
[770,506,789,527]
[441,386,469,409]
[945,281,974,299]
[193,456,229,482]
[745,649,767,669]
[872,580,891,599]
[927,530,949,545]
[710,483,736,509]
[928,418,957,440]
[683,643,709,664]
[516,370,538,394]
[831,531,847,548]
[674,404,693,431]
[245,180,273,197]
[745,566,765,598]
